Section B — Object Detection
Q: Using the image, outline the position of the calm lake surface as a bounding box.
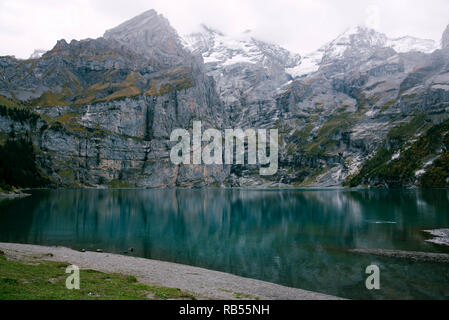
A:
[0,188,448,299]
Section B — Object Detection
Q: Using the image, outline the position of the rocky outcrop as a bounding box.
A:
[104,10,191,67]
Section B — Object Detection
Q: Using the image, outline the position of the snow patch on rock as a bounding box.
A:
[183,25,301,70]
[387,36,438,54]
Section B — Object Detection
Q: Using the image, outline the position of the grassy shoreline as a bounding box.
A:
[0,249,194,300]
[0,243,341,300]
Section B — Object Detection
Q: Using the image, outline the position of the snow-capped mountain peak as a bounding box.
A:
[285,26,383,77]
[325,25,438,57]
[387,36,439,54]
[182,23,439,81]
[325,26,387,58]
[289,26,439,78]
[286,49,325,78]
[182,25,301,69]
[336,25,387,45]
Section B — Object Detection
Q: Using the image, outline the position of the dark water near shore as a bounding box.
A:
[0,188,448,299]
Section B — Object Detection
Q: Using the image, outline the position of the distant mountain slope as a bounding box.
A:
[0,10,448,189]
[288,26,439,78]
[182,25,300,132]
[183,25,301,71]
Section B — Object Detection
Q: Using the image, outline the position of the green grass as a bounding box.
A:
[29,90,70,107]
[108,179,133,189]
[380,99,396,113]
[287,123,315,155]
[0,253,194,300]
[0,95,21,108]
[302,112,356,156]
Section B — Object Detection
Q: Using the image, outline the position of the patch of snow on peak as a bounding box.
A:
[222,54,255,66]
[323,26,387,60]
[286,48,324,78]
[319,26,438,62]
[182,25,301,70]
[387,36,438,54]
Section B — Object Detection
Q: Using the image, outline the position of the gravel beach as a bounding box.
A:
[0,242,342,300]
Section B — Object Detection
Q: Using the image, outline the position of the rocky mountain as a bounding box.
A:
[182,25,301,130]
[181,24,449,188]
[288,26,439,78]
[1,10,449,189]
[182,25,301,73]
[104,10,191,67]
[0,9,228,189]
[270,26,449,187]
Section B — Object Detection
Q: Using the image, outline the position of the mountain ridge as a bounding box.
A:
[1,9,449,189]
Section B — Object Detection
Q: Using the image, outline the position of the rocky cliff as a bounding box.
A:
[183,24,449,188]
[0,10,228,189]
[272,26,449,188]
[1,10,449,189]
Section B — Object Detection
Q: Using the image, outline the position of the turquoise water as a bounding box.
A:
[0,188,448,299]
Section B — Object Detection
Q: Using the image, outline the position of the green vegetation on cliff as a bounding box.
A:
[0,95,21,108]
[0,104,39,124]
[420,151,449,187]
[0,137,50,189]
[346,117,449,188]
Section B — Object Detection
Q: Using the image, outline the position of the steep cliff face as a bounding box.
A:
[1,11,449,189]
[0,10,228,188]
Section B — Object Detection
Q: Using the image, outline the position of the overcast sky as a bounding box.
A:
[1,0,449,59]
